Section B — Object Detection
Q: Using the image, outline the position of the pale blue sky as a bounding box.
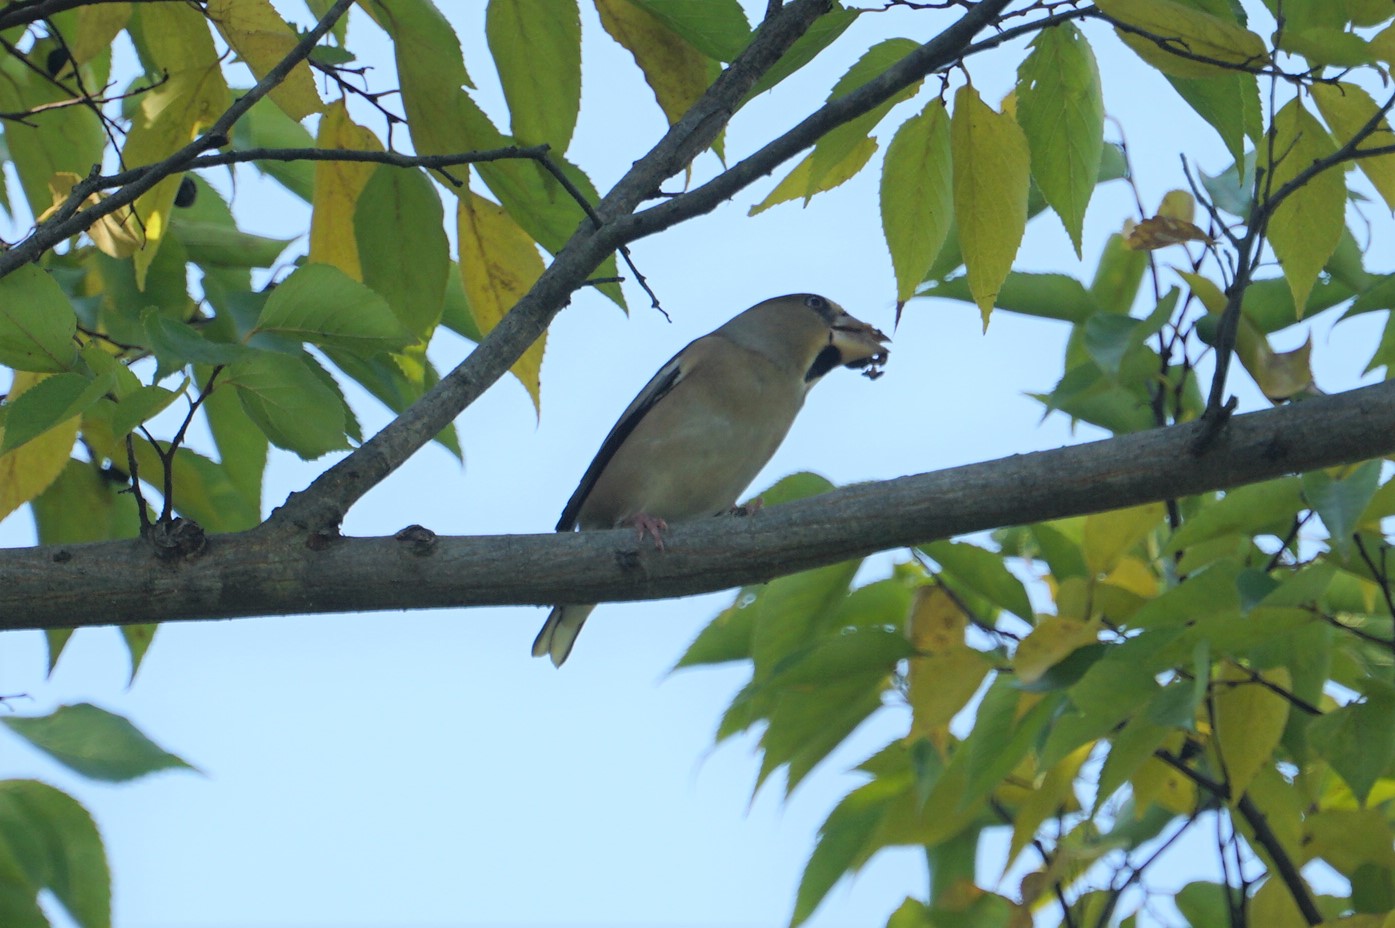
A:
[1,3,1388,927]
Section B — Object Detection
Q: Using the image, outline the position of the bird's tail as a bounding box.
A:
[532,604,596,667]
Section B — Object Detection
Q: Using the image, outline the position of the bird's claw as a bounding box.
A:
[627,512,669,551]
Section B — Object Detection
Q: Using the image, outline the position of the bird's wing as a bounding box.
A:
[555,340,703,531]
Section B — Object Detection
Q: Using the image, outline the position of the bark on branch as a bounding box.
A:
[5,379,1393,632]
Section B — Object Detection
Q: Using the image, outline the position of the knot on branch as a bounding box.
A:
[149,518,207,561]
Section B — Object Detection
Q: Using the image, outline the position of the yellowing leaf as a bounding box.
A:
[951,84,1029,328]
[596,0,709,128]
[1083,502,1164,575]
[1098,0,1270,79]
[457,192,545,413]
[1131,754,1197,815]
[1212,663,1290,799]
[0,372,81,523]
[749,139,877,216]
[207,0,323,121]
[1265,97,1344,315]
[881,101,952,302]
[73,3,132,65]
[1014,616,1100,684]
[1312,81,1395,214]
[124,5,230,287]
[43,172,144,258]
[1016,23,1103,256]
[906,587,990,747]
[309,101,382,279]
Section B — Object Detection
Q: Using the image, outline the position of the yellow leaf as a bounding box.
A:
[1265,97,1344,315]
[456,192,545,413]
[43,172,144,258]
[1212,663,1290,799]
[1131,755,1197,815]
[906,587,990,747]
[1157,188,1194,222]
[595,0,709,128]
[0,373,81,523]
[309,101,382,279]
[951,84,1029,328]
[1083,502,1164,575]
[1102,555,1160,599]
[125,5,230,288]
[1008,745,1089,866]
[1097,0,1270,79]
[1312,81,1395,214]
[1249,875,1311,928]
[1013,615,1099,684]
[207,0,323,121]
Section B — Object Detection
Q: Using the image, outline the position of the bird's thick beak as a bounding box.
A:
[830,312,890,378]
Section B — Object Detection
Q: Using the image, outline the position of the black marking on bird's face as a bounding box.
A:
[806,344,844,382]
[802,294,838,324]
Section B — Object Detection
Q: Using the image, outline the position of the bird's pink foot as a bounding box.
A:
[731,496,765,517]
[626,512,669,551]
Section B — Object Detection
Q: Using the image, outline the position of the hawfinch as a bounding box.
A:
[532,293,890,666]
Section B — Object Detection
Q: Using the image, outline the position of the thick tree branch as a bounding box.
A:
[6,379,1395,631]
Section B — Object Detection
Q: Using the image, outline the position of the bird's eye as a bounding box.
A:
[804,295,826,309]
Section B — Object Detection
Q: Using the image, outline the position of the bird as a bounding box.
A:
[532,293,890,667]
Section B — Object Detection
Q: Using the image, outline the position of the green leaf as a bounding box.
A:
[0,780,109,928]
[760,673,888,794]
[673,589,759,668]
[1165,70,1260,168]
[255,263,413,356]
[2,704,194,782]
[750,560,863,680]
[97,384,183,441]
[1016,23,1103,255]
[920,272,1102,323]
[0,264,78,372]
[1303,461,1382,559]
[229,96,316,201]
[768,627,914,687]
[31,459,140,547]
[487,0,581,149]
[631,0,751,61]
[223,350,349,459]
[0,371,112,455]
[201,374,267,515]
[790,778,898,927]
[744,4,859,100]
[881,100,952,303]
[1175,881,1230,928]
[1083,313,1142,377]
[1308,682,1395,804]
[1265,97,1344,314]
[1089,233,1148,314]
[920,540,1034,622]
[1165,477,1304,552]
[169,217,292,268]
[142,311,250,372]
[355,165,449,341]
